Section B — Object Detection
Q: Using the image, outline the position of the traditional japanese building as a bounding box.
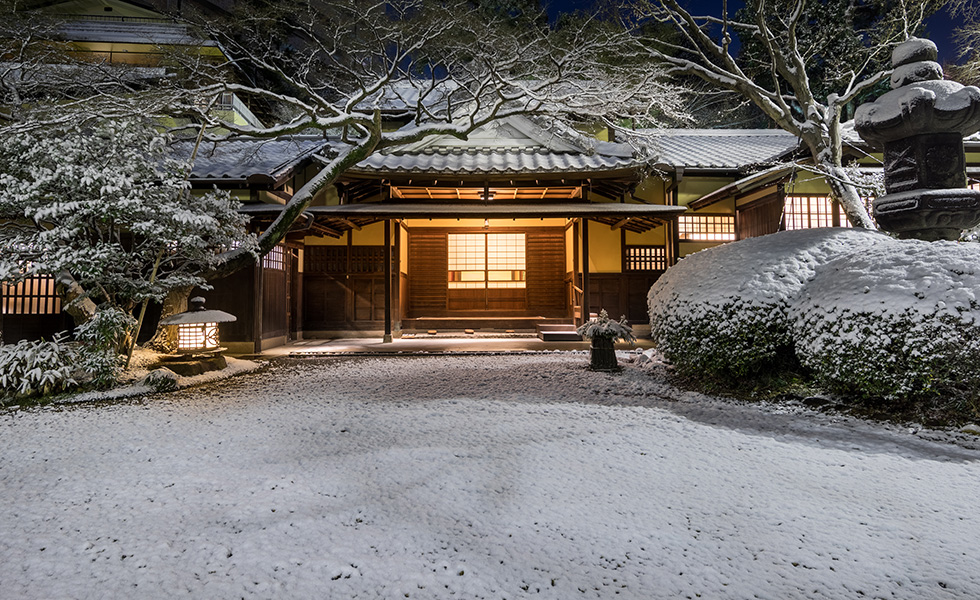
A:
[5,0,980,349]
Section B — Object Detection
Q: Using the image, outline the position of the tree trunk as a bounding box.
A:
[823,163,877,229]
[145,285,193,353]
[54,271,97,326]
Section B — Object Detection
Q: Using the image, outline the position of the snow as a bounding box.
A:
[648,228,980,398]
[647,228,887,376]
[2,353,980,599]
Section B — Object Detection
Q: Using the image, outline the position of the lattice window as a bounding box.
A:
[625,246,667,271]
[1,276,62,315]
[262,245,285,270]
[448,233,526,289]
[678,214,736,242]
[783,195,852,230]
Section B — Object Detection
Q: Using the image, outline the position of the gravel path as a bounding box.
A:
[1,354,978,599]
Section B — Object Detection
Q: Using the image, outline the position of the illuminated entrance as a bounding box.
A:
[447,232,527,311]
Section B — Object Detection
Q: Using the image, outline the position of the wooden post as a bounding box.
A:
[394,221,401,334]
[383,219,392,343]
[253,259,263,355]
[582,218,590,321]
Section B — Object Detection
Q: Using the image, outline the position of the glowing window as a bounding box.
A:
[678,215,736,242]
[1,276,62,315]
[783,195,851,230]
[448,233,526,289]
[262,245,285,270]
[625,246,667,271]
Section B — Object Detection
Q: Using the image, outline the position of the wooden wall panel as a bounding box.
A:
[407,230,448,315]
[262,267,288,338]
[197,266,255,344]
[737,194,783,239]
[303,276,348,330]
[526,230,566,315]
[588,272,663,325]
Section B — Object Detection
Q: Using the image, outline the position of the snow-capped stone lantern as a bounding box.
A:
[854,37,980,241]
[159,296,236,354]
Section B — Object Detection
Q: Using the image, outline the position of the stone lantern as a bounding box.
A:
[854,37,980,241]
[159,296,236,355]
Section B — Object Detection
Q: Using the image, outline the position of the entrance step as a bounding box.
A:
[536,323,582,341]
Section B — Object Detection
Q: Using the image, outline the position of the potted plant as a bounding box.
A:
[577,309,636,371]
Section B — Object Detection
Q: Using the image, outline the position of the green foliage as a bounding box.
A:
[0,335,78,401]
[141,368,180,393]
[0,118,256,311]
[795,309,980,404]
[73,307,137,389]
[650,299,799,379]
[578,309,636,343]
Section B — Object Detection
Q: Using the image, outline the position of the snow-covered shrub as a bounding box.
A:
[790,239,980,402]
[73,307,137,388]
[141,368,179,392]
[578,309,636,343]
[647,228,886,378]
[0,335,78,400]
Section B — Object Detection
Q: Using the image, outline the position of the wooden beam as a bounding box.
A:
[339,218,362,231]
[611,217,631,230]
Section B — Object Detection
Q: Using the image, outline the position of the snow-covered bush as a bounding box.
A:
[73,307,137,389]
[790,239,980,402]
[0,336,78,400]
[577,309,636,343]
[647,228,886,377]
[141,368,179,392]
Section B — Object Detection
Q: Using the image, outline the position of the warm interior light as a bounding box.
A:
[448,232,526,289]
[176,322,220,352]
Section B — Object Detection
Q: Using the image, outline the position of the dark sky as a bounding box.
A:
[545,0,964,66]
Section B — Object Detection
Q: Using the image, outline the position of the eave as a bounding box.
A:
[239,202,686,236]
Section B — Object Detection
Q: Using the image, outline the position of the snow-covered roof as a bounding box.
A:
[357,80,460,113]
[352,116,641,177]
[638,129,801,171]
[179,137,339,186]
[57,19,215,46]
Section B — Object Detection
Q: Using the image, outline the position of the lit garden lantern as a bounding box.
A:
[159,296,236,354]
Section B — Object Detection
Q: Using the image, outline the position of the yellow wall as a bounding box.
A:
[786,173,832,195]
[678,177,735,208]
[632,175,669,204]
[588,224,621,273]
[680,242,718,256]
[624,227,666,246]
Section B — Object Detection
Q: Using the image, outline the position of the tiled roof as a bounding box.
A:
[638,129,801,170]
[57,20,214,46]
[352,116,641,177]
[178,137,337,184]
[354,146,639,176]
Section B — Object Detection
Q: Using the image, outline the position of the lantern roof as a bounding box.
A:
[159,297,237,325]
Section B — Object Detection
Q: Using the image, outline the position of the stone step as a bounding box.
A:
[536,323,582,341]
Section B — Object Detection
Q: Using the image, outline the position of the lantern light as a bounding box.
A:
[159,296,237,354]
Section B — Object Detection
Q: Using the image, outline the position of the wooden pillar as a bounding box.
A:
[582,218,591,322]
[383,219,392,343]
[393,221,401,333]
[253,259,263,354]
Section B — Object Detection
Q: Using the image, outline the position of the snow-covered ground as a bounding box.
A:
[2,353,979,599]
